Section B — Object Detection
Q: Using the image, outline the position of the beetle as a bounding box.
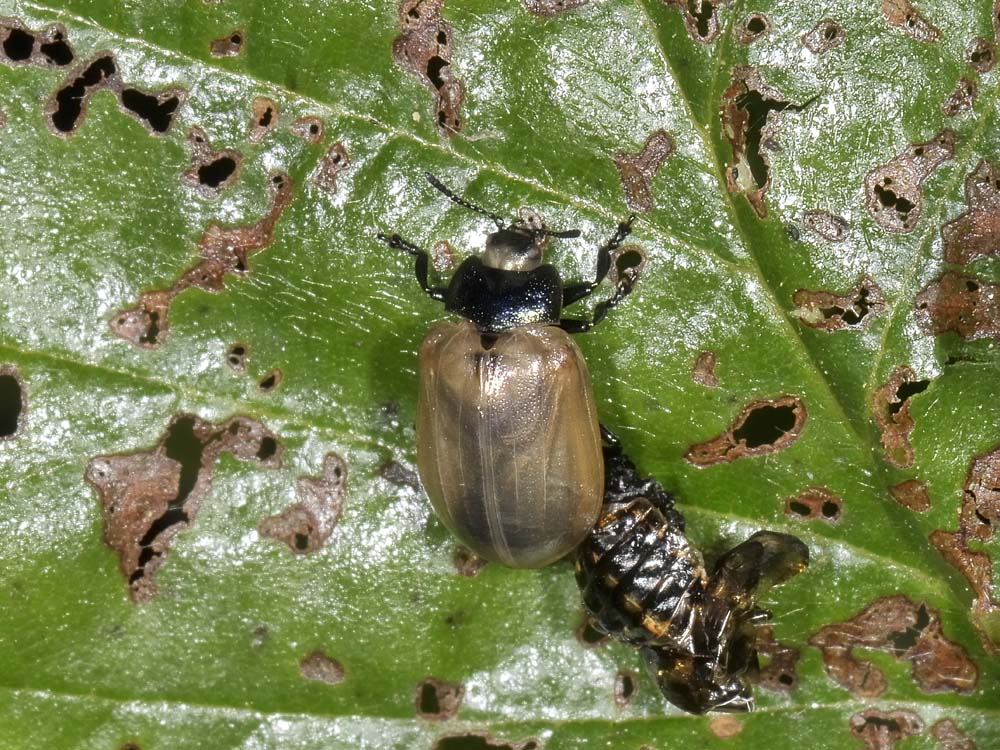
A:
[378,173,638,568]
[576,427,809,713]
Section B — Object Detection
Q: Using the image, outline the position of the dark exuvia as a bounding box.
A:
[576,430,809,714]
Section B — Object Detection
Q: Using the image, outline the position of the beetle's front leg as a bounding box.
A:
[377,233,447,302]
[559,265,641,333]
[562,215,636,307]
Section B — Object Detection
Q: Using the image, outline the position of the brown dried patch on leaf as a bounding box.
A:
[613,130,674,212]
[45,53,184,136]
[248,97,278,143]
[380,458,422,491]
[915,272,1000,341]
[872,366,929,468]
[226,343,248,371]
[0,364,26,439]
[802,18,846,54]
[793,278,884,332]
[432,240,458,272]
[802,209,850,241]
[881,0,939,42]
[850,709,923,750]
[453,545,487,577]
[785,486,842,523]
[417,677,464,719]
[392,0,465,136]
[930,445,1000,635]
[865,129,954,233]
[608,244,647,288]
[966,36,996,73]
[722,67,804,218]
[889,479,931,511]
[259,453,346,555]
[111,172,293,347]
[737,13,770,44]
[85,414,282,602]
[0,18,73,67]
[258,369,281,392]
[299,650,345,685]
[182,126,241,199]
[663,0,731,44]
[613,670,637,708]
[754,625,800,692]
[0,109,6,129]
[522,0,588,16]
[685,395,806,466]
[809,595,979,696]
[433,734,539,750]
[708,715,743,738]
[931,719,976,750]
[691,350,718,387]
[312,141,351,193]
[209,29,244,57]
[290,115,324,143]
[942,77,977,117]
[941,160,1000,265]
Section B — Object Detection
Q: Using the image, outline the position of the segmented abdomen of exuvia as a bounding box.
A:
[576,478,707,649]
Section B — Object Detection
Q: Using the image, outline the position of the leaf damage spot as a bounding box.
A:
[299,650,345,685]
[754,625,801,692]
[792,278,885,331]
[784,486,842,523]
[942,77,977,117]
[737,13,770,44]
[432,240,458,272]
[183,126,242,199]
[872,366,929,468]
[966,36,996,73]
[312,141,351,193]
[663,0,731,44]
[392,0,465,136]
[941,159,1000,265]
[416,677,464,719]
[613,130,675,212]
[259,452,346,554]
[691,350,718,387]
[522,0,588,16]
[809,595,979,696]
[433,734,539,750]
[802,18,846,54]
[722,67,807,218]
[0,365,25,439]
[802,209,850,242]
[850,709,924,750]
[46,53,184,136]
[889,479,931,511]
[708,714,743,738]
[249,96,278,143]
[685,395,806,466]
[915,272,1000,341]
[226,343,248,371]
[864,129,954,233]
[258,369,282,392]
[931,719,977,750]
[614,670,637,708]
[210,29,244,57]
[930,445,1000,638]
[881,0,939,42]
[290,115,325,143]
[453,545,487,576]
[0,18,73,67]
[379,458,422,491]
[85,414,282,602]
[111,172,293,347]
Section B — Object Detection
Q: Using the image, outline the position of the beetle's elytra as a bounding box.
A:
[379,174,638,567]
[576,429,809,713]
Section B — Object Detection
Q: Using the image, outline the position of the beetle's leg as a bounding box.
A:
[559,268,640,333]
[562,216,636,307]
[706,531,809,606]
[377,232,447,301]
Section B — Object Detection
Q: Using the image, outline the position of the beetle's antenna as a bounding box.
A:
[425,172,507,230]
[544,227,581,239]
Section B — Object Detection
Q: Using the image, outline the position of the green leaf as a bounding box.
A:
[1,0,999,748]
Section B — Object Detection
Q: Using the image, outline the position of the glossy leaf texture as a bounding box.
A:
[1,0,998,748]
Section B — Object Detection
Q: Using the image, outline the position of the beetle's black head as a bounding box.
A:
[644,642,756,714]
[426,172,580,272]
